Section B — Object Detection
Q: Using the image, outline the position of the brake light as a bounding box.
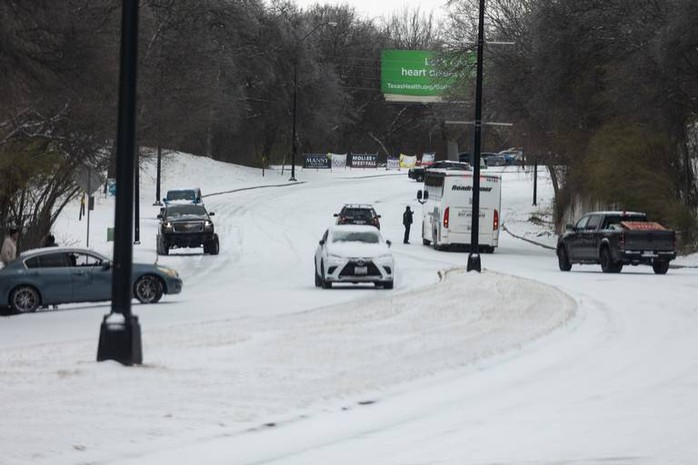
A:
[493,209,499,230]
[444,207,450,229]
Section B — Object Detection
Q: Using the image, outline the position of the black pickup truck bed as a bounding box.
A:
[556,211,676,274]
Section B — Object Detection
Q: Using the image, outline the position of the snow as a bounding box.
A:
[1,152,698,465]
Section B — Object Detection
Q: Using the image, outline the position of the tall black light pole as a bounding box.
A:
[97,0,142,365]
[153,145,162,205]
[290,61,299,181]
[289,21,337,182]
[467,0,486,273]
[134,151,140,244]
[533,154,538,206]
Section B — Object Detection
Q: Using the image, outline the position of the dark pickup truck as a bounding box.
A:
[408,160,471,181]
[556,211,676,274]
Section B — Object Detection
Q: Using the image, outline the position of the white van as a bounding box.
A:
[417,169,502,252]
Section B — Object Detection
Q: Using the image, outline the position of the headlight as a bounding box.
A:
[204,220,213,229]
[157,266,179,278]
[163,222,173,230]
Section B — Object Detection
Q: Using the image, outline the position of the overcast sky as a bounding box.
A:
[291,0,449,22]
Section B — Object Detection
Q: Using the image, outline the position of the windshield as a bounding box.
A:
[342,208,374,220]
[166,205,207,217]
[331,230,380,244]
[167,190,195,200]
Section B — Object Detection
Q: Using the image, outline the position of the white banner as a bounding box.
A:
[329,153,347,169]
[387,157,400,170]
[421,152,435,165]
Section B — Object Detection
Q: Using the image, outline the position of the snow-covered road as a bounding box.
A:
[1,154,697,465]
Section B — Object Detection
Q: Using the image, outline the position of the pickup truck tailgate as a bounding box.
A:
[623,229,675,251]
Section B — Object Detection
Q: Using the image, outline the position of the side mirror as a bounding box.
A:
[157,214,163,219]
[565,224,574,231]
[162,198,167,203]
[209,212,215,216]
[333,213,339,217]
[319,239,325,245]
[417,190,423,200]
[386,240,392,247]
[377,215,382,218]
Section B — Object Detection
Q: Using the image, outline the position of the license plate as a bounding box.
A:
[354,266,368,275]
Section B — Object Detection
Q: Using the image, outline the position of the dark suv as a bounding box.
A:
[157,204,220,255]
[334,204,381,229]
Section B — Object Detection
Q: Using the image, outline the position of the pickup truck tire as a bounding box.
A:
[557,246,572,271]
[156,235,169,256]
[600,247,623,273]
[652,260,670,275]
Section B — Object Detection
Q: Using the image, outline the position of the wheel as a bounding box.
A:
[321,263,332,289]
[557,246,572,271]
[599,247,621,273]
[158,235,169,256]
[314,262,322,287]
[10,285,41,314]
[422,223,431,245]
[652,260,669,275]
[134,275,164,304]
[600,247,611,273]
[206,234,220,255]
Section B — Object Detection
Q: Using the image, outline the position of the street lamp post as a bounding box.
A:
[467,0,486,273]
[289,21,337,182]
[97,0,142,365]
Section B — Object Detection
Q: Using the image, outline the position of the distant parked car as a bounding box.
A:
[484,154,507,166]
[457,152,488,169]
[157,203,220,255]
[334,204,381,229]
[163,188,202,205]
[0,247,182,315]
[314,225,395,289]
[498,150,522,166]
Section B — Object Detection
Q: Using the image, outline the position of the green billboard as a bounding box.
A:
[381,49,468,102]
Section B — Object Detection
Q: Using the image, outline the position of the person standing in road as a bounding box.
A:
[403,206,414,244]
[1,228,19,267]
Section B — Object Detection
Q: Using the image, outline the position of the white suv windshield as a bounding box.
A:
[332,231,379,244]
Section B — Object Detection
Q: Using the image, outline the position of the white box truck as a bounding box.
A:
[417,169,502,252]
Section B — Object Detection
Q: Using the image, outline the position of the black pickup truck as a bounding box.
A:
[556,211,676,274]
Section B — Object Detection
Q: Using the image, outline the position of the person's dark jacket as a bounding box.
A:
[403,209,414,226]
